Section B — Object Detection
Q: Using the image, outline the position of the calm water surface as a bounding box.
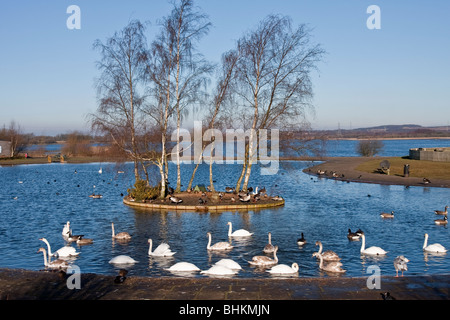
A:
[0,160,449,279]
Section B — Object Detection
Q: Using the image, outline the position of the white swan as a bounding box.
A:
[200,265,237,275]
[423,233,447,253]
[360,234,387,256]
[267,263,299,274]
[227,222,253,237]
[62,221,70,239]
[166,262,200,272]
[206,232,233,251]
[111,222,131,240]
[214,259,242,270]
[312,252,346,273]
[148,239,176,257]
[315,241,341,261]
[39,238,80,257]
[37,247,69,270]
[249,246,278,266]
[109,255,138,265]
[263,232,275,253]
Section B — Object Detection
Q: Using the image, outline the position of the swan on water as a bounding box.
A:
[248,246,279,266]
[423,233,447,253]
[360,234,387,256]
[111,222,131,240]
[312,252,346,273]
[267,263,299,274]
[227,222,253,237]
[37,247,69,270]
[39,238,80,258]
[315,241,340,261]
[263,232,275,253]
[148,239,176,257]
[214,259,242,270]
[206,232,233,251]
[200,265,237,275]
[166,262,200,272]
[109,255,138,265]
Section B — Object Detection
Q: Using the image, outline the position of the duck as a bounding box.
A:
[248,246,279,266]
[225,187,235,193]
[271,196,283,201]
[423,178,431,184]
[148,239,176,257]
[435,216,448,225]
[297,233,306,246]
[200,265,237,276]
[312,252,346,273]
[227,222,253,237]
[423,233,447,253]
[360,234,388,256]
[76,236,94,246]
[380,211,395,219]
[166,262,200,272]
[109,255,138,265]
[239,194,251,202]
[37,247,69,270]
[39,238,80,258]
[206,232,233,251]
[435,206,448,216]
[393,255,409,277]
[214,259,242,270]
[263,232,275,253]
[111,222,131,240]
[315,241,340,261]
[169,196,183,204]
[267,263,299,275]
[347,229,363,241]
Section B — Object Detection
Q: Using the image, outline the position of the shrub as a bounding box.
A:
[127,179,160,202]
[356,140,384,157]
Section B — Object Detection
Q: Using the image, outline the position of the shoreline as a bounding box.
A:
[1,268,448,300]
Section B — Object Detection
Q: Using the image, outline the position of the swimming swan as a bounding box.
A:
[200,265,237,275]
[423,233,447,253]
[111,222,131,240]
[148,239,176,257]
[267,263,299,274]
[109,255,138,265]
[315,241,341,261]
[263,232,275,253]
[37,247,69,270]
[312,252,346,273]
[214,259,242,270]
[360,234,387,256]
[227,222,253,237]
[166,262,200,272]
[39,238,80,258]
[249,246,279,266]
[206,232,233,251]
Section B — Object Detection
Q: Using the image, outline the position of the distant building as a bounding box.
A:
[0,140,12,157]
[410,147,450,162]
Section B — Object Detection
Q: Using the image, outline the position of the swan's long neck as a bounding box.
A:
[111,223,115,238]
[318,253,323,269]
[207,234,212,249]
[360,235,366,252]
[423,235,428,249]
[148,239,153,255]
[268,233,272,244]
[228,223,232,236]
[318,242,323,254]
[273,249,278,262]
[41,249,49,266]
[42,239,53,256]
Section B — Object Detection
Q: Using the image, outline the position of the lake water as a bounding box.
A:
[0,158,449,279]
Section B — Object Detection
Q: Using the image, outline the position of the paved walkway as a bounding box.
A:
[1,268,448,300]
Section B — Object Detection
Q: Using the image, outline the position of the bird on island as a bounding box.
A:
[225,187,235,193]
[271,196,283,201]
[239,194,251,202]
[169,196,183,204]
[393,255,409,277]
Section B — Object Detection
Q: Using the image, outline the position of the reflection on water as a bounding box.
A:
[0,161,449,279]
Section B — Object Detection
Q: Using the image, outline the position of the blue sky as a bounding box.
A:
[0,0,449,135]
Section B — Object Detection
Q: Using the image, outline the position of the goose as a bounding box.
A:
[423,178,431,184]
[315,241,340,261]
[435,206,448,216]
[169,196,183,204]
[297,233,307,246]
[200,265,237,276]
[206,232,233,251]
[312,252,346,273]
[111,222,131,240]
[227,222,253,237]
[148,239,176,257]
[225,187,235,193]
[37,247,69,270]
[214,259,242,270]
[423,233,447,253]
[39,238,80,258]
[109,255,138,265]
[360,234,387,256]
[76,236,94,246]
[263,232,275,253]
[239,194,251,202]
[393,255,409,277]
[166,262,200,272]
[267,263,299,275]
[62,222,84,242]
[249,246,279,266]
[435,216,448,225]
[380,211,395,219]
[347,229,362,241]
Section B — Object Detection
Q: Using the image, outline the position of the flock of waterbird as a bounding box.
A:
[37,203,448,278]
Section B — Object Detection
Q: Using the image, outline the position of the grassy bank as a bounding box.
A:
[355,157,450,180]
